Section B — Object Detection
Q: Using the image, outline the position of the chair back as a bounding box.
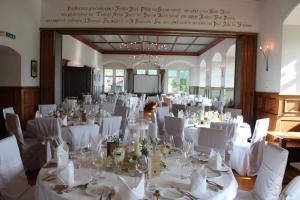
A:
[172,104,186,117]
[101,116,122,138]
[197,127,227,157]
[210,122,238,153]
[101,101,116,114]
[248,118,270,176]
[224,108,242,118]
[114,106,129,136]
[253,143,288,200]
[0,136,30,200]
[68,125,100,150]
[35,118,63,161]
[2,107,15,120]
[5,113,24,145]
[83,104,99,114]
[38,104,57,116]
[279,175,300,200]
[164,116,186,147]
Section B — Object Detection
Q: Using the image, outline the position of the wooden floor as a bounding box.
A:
[27,165,300,191]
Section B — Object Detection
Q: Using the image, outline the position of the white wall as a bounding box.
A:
[62,35,103,69]
[0,0,41,86]
[280,25,300,94]
[41,0,259,32]
[256,0,300,92]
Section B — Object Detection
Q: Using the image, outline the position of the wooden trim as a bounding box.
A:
[71,35,103,53]
[184,37,199,52]
[197,38,225,56]
[40,27,257,37]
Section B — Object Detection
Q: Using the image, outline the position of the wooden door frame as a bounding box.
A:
[40,28,257,125]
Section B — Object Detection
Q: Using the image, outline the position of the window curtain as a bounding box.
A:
[126,68,134,93]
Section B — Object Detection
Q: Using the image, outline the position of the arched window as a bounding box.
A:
[211,53,222,87]
[199,60,206,87]
[225,45,236,88]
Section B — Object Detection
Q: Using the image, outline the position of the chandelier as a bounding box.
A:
[119,36,166,66]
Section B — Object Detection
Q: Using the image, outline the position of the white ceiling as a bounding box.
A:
[284,4,300,25]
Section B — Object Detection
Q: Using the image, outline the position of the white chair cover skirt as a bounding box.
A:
[280,175,300,200]
[0,136,31,200]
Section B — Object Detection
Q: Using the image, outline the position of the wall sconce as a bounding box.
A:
[259,46,270,71]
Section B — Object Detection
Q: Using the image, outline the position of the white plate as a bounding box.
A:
[85,184,111,197]
[160,188,184,200]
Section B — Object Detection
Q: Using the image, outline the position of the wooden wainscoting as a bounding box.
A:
[0,87,40,138]
[255,92,300,131]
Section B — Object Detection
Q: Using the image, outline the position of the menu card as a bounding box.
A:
[147,155,160,179]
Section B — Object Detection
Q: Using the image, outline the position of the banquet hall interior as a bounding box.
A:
[1,0,300,199]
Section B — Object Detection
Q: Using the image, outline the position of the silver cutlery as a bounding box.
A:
[206,180,224,190]
[99,189,104,200]
[172,187,198,200]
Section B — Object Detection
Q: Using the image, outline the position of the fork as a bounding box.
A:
[99,189,104,200]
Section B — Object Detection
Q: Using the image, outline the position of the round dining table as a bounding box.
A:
[35,150,238,200]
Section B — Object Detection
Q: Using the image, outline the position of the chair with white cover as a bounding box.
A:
[164,116,186,147]
[114,106,129,137]
[5,113,42,171]
[68,125,100,150]
[100,116,122,138]
[279,175,300,200]
[35,118,63,162]
[0,136,35,200]
[83,104,99,114]
[171,104,186,117]
[235,143,288,200]
[210,122,238,163]
[231,118,270,176]
[224,108,242,118]
[2,107,15,120]
[156,106,170,135]
[38,104,57,116]
[196,127,227,157]
[101,101,116,114]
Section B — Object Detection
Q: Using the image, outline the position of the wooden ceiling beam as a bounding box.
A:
[170,36,179,51]
[101,50,199,56]
[98,35,116,50]
[71,35,103,54]
[92,41,208,46]
[184,37,199,52]
[197,38,225,56]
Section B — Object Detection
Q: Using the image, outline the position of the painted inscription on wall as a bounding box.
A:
[43,4,255,31]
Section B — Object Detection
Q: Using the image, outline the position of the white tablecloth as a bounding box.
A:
[26,120,100,149]
[184,122,251,146]
[35,153,238,200]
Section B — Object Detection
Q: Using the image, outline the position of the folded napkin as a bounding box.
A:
[169,112,174,117]
[35,110,42,118]
[62,116,68,127]
[208,149,222,170]
[56,144,69,168]
[236,115,243,125]
[190,166,207,196]
[56,161,75,186]
[118,175,145,200]
[178,110,185,118]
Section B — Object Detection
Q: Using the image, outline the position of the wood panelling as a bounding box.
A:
[0,87,39,138]
[238,35,257,125]
[40,30,56,104]
[255,92,300,132]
